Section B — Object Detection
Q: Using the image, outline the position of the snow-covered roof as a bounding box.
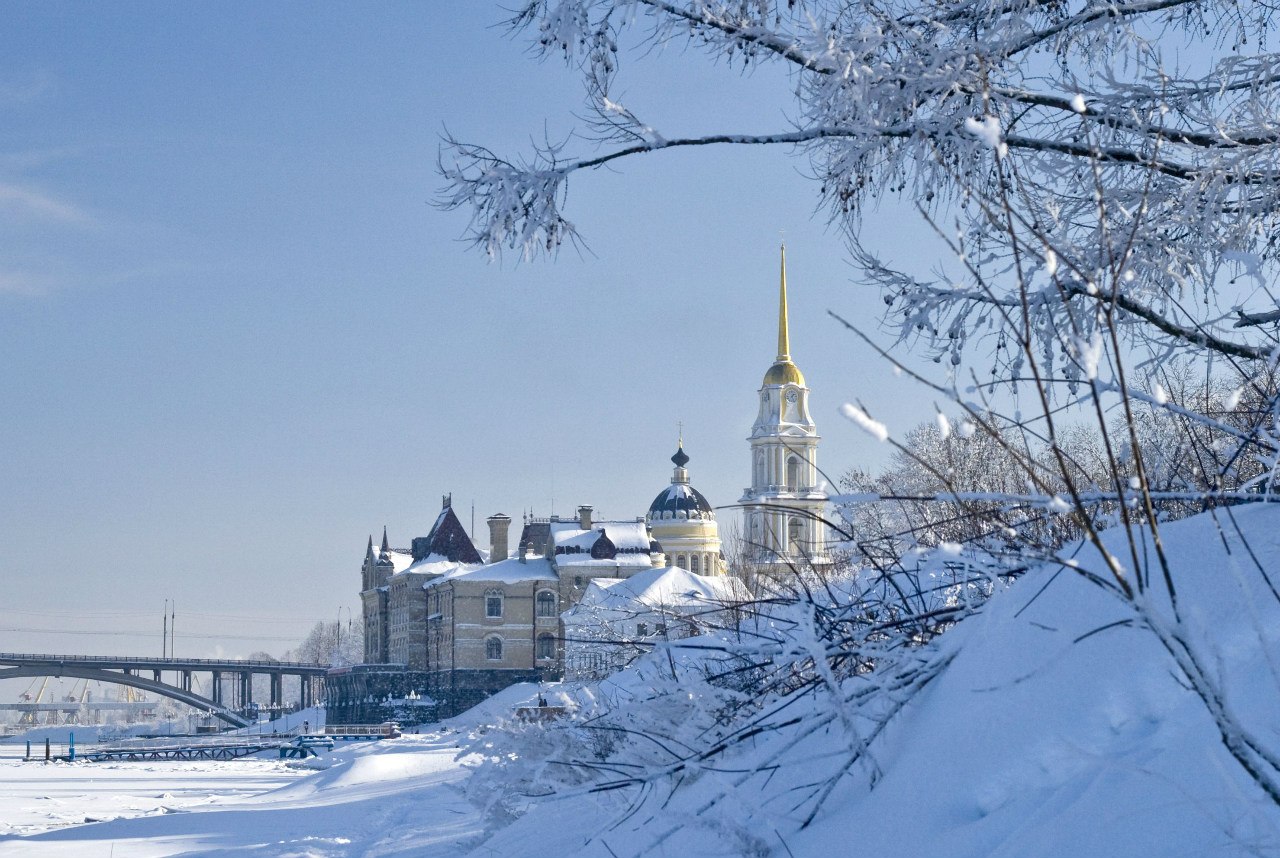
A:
[647,483,714,520]
[386,549,415,574]
[424,556,557,588]
[397,554,478,579]
[575,566,747,613]
[550,520,655,566]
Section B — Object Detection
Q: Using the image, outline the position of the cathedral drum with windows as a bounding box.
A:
[645,441,725,576]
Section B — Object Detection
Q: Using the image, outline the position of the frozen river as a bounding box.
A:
[0,744,307,837]
[0,731,483,856]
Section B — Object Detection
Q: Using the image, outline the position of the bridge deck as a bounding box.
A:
[0,652,329,674]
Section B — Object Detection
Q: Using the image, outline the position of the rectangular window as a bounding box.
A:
[486,596,502,618]
[636,622,648,637]
[536,591,557,618]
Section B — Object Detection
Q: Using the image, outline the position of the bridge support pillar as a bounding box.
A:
[240,672,251,711]
[300,675,310,709]
[211,671,222,706]
[152,670,161,682]
[270,672,282,709]
[181,671,192,692]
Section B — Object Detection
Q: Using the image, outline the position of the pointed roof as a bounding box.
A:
[376,526,395,567]
[763,243,806,387]
[411,502,483,564]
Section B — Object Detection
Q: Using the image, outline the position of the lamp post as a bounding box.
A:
[336,606,352,665]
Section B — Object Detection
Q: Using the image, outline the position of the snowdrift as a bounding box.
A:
[477,502,1280,857]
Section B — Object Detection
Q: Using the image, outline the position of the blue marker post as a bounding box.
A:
[25,740,30,761]
[68,732,75,761]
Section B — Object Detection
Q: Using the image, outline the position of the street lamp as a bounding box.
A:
[336,606,352,665]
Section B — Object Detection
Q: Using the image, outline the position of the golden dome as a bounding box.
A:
[763,359,805,386]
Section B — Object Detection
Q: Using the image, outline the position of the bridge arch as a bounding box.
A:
[0,665,252,728]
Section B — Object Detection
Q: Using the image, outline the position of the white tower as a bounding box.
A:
[739,246,830,572]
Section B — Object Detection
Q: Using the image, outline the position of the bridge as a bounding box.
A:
[0,653,330,728]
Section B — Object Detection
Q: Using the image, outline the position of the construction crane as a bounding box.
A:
[16,678,50,726]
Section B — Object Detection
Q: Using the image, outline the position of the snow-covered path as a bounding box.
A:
[0,737,483,857]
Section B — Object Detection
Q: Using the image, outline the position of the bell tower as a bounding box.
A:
[739,245,830,573]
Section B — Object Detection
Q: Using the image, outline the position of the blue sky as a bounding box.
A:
[0,3,940,663]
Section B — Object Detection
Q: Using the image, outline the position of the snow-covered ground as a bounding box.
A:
[4,505,1280,856]
[0,735,482,856]
[0,753,303,838]
[0,687,550,856]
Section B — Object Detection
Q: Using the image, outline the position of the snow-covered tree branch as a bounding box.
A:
[441,0,1280,375]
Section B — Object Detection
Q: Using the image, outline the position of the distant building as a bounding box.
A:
[328,246,828,723]
[563,565,749,681]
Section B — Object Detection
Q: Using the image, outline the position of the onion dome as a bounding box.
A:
[671,445,689,468]
[647,442,715,520]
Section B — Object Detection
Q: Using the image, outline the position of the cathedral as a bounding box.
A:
[326,247,830,723]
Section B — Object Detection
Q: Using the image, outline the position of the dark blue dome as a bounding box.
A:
[647,482,714,517]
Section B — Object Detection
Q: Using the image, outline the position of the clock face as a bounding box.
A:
[785,389,799,403]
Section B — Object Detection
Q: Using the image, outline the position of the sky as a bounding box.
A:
[0,3,944,672]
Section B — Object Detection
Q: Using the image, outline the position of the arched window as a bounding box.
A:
[536,633,555,660]
[788,517,803,554]
[754,450,765,485]
[786,456,801,491]
[689,554,701,574]
[485,588,504,618]
[485,636,503,661]
[676,554,688,570]
[536,590,557,618]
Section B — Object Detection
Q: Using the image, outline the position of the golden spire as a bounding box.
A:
[777,243,790,361]
[762,242,806,387]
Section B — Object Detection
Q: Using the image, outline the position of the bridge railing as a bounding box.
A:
[0,652,330,671]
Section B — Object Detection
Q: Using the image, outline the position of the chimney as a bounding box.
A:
[487,513,512,563]
[577,505,593,530]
